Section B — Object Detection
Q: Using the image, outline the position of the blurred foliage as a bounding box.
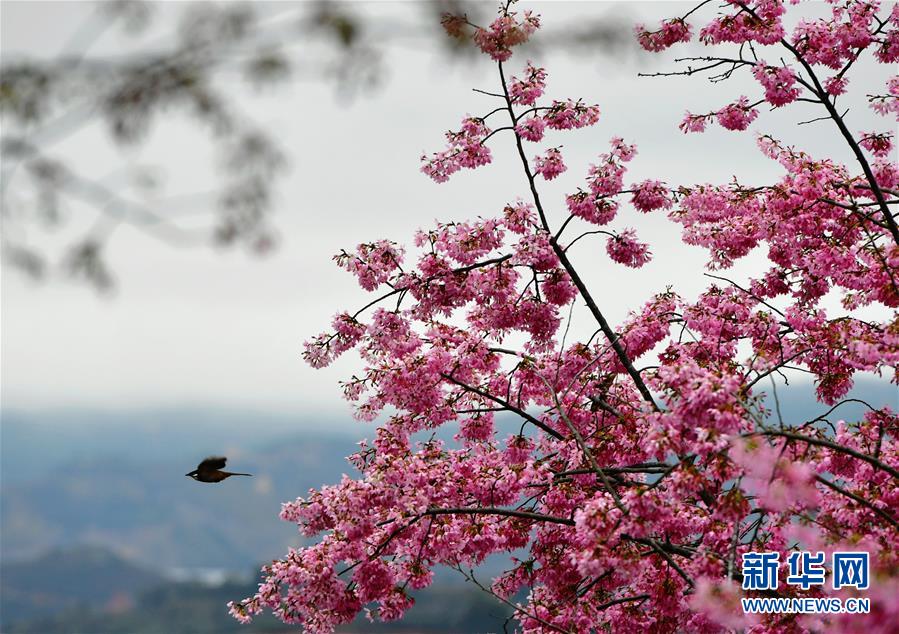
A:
[1,0,633,291]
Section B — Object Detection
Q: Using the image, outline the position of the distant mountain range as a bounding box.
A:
[1,545,164,623]
[1,544,511,633]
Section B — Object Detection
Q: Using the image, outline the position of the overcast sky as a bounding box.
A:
[1,1,894,421]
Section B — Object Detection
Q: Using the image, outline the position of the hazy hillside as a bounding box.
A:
[2,546,511,633]
[1,545,163,622]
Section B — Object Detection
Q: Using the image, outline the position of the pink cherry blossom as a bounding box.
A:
[420,116,492,182]
[825,75,849,96]
[859,131,894,157]
[565,190,618,225]
[869,76,899,119]
[533,147,566,180]
[752,62,800,107]
[605,229,652,268]
[715,96,759,131]
[635,18,692,52]
[699,0,785,46]
[515,116,546,142]
[334,239,404,291]
[630,179,673,212]
[542,99,600,130]
[508,62,547,105]
[472,10,540,62]
[502,199,537,234]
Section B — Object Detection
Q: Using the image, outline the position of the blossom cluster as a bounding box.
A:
[635,18,692,52]
[679,96,761,134]
[333,240,404,292]
[420,116,492,183]
[751,63,800,107]
[543,99,600,131]
[699,0,786,46]
[473,10,540,61]
[533,147,566,180]
[605,229,652,268]
[869,77,899,120]
[508,61,546,105]
[421,65,599,184]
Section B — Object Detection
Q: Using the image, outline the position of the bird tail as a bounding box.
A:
[224,471,253,477]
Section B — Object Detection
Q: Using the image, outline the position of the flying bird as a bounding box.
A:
[185,456,252,483]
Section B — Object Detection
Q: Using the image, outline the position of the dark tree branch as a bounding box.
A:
[441,372,565,441]
[745,430,899,481]
[424,506,575,526]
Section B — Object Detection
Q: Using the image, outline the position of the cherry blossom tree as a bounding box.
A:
[231,1,898,632]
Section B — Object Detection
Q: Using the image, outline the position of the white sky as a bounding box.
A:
[1,1,894,418]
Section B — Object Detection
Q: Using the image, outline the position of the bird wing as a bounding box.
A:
[198,456,227,472]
